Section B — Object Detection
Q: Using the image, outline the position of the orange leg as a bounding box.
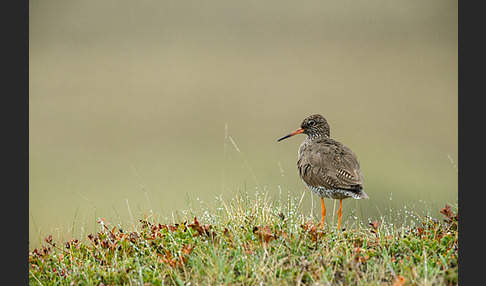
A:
[337,199,343,230]
[320,198,326,228]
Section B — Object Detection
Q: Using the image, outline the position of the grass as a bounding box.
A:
[29,192,458,285]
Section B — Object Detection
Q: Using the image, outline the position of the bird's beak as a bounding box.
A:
[277,128,304,142]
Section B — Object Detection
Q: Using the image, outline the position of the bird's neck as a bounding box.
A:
[306,132,330,141]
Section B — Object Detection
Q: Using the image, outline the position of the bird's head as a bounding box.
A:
[277,114,330,142]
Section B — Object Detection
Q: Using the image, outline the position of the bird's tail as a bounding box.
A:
[358,190,369,199]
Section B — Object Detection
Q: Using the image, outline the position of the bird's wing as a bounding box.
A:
[298,139,363,190]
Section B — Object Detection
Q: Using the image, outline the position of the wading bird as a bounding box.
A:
[277,114,368,230]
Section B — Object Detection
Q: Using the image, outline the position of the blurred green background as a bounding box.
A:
[29,0,457,247]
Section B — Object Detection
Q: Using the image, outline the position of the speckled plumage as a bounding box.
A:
[297,135,368,200]
[278,114,368,229]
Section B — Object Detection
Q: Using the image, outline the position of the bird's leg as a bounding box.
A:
[337,199,343,230]
[320,198,326,228]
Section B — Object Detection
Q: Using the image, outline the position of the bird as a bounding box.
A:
[277,114,368,230]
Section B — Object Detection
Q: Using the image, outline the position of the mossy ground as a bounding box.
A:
[29,193,458,285]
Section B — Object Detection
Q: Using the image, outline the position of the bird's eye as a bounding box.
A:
[308,120,315,127]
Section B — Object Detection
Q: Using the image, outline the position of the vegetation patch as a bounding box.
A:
[29,193,458,285]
